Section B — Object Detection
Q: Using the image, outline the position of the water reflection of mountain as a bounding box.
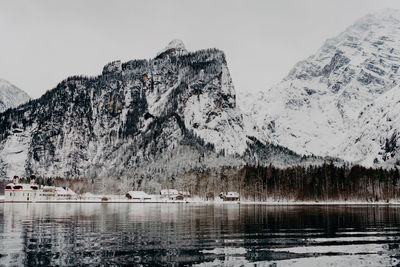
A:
[1,204,400,266]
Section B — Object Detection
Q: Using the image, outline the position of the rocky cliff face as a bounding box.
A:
[248,9,400,167]
[0,79,30,112]
[0,40,311,179]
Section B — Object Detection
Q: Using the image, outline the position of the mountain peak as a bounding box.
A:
[157,39,188,57]
[247,8,400,166]
[351,8,400,29]
[0,78,30,112]
[165,39,186,51]
[368,8,400,19]
[0,78,13,88]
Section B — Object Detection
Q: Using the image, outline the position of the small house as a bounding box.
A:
[160,189,185,200]
[220,192,240,201]
[126,191,152,200]
[161,189,179,196]
[179,191,190,198]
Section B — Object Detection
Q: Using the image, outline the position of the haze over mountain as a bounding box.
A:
[247,9,400,167]
[0,40,317,180]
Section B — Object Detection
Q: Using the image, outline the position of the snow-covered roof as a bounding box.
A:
[42,185,76,195]
[160,189,179,195]
[127,191,151,198]
[225,192,239,197]
[55,187,76,195]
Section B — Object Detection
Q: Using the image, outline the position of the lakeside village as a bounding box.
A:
[3,163,400,204]
[1,174,240,203]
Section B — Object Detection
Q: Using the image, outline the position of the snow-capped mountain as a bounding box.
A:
[0,40,312,179]
[248,9,400,167]
[0,79,30,112]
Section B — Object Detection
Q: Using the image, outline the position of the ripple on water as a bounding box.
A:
[1,203,400,266]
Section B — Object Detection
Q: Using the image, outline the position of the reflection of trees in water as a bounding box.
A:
[238,205,400,262]
[2,204,400,265]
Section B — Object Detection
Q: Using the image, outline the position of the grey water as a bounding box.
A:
[1,203,400,266]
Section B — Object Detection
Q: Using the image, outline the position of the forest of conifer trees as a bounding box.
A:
[174,163,400,202]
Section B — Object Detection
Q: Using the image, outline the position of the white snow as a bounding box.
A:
[339,85,400,166]
[157,39,188,57]
[0,78,30,112]
[126,191,152,199]
[0,128,32,178]
[245,9,400,166]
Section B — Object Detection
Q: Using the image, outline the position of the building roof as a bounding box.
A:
[42,186,76,195]
[225,192,240,197]
[160,189,179,195]
[127,191,152,198]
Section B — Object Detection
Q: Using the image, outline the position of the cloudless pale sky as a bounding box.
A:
[1,0,400,98]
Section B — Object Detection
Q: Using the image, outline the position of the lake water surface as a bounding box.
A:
[1,203,400,266]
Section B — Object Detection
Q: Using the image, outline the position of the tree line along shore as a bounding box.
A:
[1,163,399,202]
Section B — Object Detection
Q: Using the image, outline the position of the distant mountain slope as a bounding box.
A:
[339,85,400,166]
[0,40,315,180]
[247,9,400,167]
[0,79,30,112]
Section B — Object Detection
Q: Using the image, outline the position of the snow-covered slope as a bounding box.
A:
[0,79,30,112]
[237,90,257,114]
[339,85,400,166]
[248,9,400,167]
[0,40,313,179]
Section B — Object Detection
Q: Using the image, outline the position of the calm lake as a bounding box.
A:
[1,203,400,266]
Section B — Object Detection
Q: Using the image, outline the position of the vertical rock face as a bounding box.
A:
[0,79,30,112]
[0,40,308,179]
[248,9,400,167]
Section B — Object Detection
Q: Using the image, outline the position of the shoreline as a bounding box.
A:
[1,195,400,205]
[236,201,400,205]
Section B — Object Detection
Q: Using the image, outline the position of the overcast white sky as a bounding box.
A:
[1,0,400,98]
